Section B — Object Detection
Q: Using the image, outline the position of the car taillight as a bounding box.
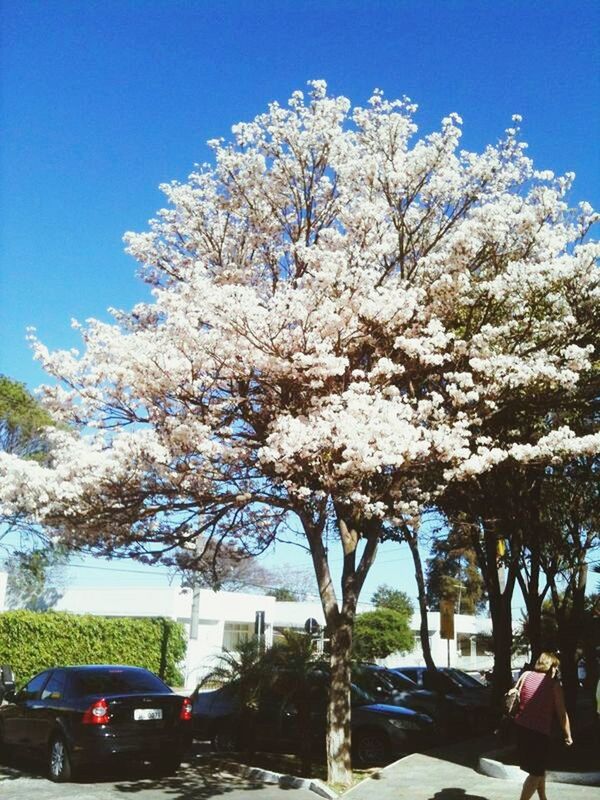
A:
[82,698,110,725]
[180,697,192,721]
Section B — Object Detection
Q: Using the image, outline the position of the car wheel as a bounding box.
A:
[0,721,9,762]
[212,727,239,753]
[153,754,182,776]
[48,734,72,782]
[463,708,478,735]
[353,729,390,765]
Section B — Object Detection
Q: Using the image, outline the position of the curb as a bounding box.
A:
[478,747,600,787]
[340,753,416,796]
[236,763,338,798]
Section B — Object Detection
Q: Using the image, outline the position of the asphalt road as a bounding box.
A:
[0,752,317,800]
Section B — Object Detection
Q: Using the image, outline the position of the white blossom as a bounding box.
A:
[1,81,597,546]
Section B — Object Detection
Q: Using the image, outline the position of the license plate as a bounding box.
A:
[134,708,163,721]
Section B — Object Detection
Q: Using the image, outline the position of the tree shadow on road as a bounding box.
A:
[0,753,46,781]
[111,756,277,799]
[0,751,294,798]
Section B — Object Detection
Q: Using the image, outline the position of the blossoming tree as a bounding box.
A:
[1,81,598,783]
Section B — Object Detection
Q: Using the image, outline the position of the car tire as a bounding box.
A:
[212,726,239,753]
[0,721,9,763]
[48,734,73,782]
[153,754,182,776]
[353,728,390,765]
[1,666,14,685]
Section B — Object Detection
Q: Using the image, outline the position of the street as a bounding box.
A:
[0,752,316,800]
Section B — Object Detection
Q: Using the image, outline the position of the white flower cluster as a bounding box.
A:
[2,81,597,541]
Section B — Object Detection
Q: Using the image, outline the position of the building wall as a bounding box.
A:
[1,573,495,686]
[379,612,494,672]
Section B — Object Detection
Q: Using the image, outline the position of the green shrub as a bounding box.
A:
[0,610,186,687]
[352,608,414,661]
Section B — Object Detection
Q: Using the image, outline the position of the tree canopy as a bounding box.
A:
[0,82,597,784]
[352,608,414,661]
[371,584,414,617]
[426,528,486,615]
[0,375,57,551]
[3,546,69,611]
[0,375,53,459]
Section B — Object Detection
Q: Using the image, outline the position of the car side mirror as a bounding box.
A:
[4,688,16,703]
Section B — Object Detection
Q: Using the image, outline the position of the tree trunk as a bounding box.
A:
[302,506,379,788]
[472,518,516,705]
[558,627,578,716]
[517,494,546,664]
[298,693,313,776]
[554,562,588,716]
[327,619,353,786]
[405,528,436,670]
[517,562,545,665]
[488,590,514,703]
[524,593,542,664]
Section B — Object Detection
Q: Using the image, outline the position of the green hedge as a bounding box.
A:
[0,610,186,687]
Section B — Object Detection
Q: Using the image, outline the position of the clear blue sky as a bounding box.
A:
[1,0,598,600]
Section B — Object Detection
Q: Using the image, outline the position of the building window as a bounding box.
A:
[223,622,254,651]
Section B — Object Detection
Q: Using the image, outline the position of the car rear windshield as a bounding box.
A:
[71,668,170,696]
[384,670,418,691]
[445,669,485,688]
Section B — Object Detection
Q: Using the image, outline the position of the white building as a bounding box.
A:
[0,572,493,688]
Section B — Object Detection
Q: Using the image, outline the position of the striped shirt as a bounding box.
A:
[514,671,556,735]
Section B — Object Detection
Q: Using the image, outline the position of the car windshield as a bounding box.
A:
[350,683,377,707]
[444,669,484,688]
[71,668,170,696]
[352,667,394,696]
[382,670,418,691]
[395,669,418,683]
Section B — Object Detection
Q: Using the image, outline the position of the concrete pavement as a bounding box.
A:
[3,736,597,799]
[0,752,317,800]
[342,739,599,800]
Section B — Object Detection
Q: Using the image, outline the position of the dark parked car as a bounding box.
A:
[392,666,494,734]
[395,666,489,699]
[192,670,435,765]
[352,664,487,739]
[0,665,15,703]
[0,665,193,781]
[352,664,438,714]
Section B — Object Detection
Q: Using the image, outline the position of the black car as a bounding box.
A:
[392,666,494,734]
[351,664,437,714]
[0,665,193,781]
[395,666,490,700]
[0,665,15,703]
[353,664,488,739]
[192,670,435,765]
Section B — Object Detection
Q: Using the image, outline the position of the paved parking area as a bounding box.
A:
[0,753,316,800]
[3,737,598,800]
[344,740,600,800]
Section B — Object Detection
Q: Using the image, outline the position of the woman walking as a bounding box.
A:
[514,651,572,800]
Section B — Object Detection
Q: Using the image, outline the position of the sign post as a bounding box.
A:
[255,610,266,651]
[439,599,455,668]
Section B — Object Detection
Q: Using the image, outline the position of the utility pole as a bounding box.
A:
[189,534,203,640]
[450,579,465,615]
[440,599,455,668]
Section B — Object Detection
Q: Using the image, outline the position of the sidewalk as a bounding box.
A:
[342,737,599,800]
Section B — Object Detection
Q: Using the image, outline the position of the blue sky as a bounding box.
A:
[1,0,598,600]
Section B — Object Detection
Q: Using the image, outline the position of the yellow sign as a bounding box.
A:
[440,599,455,640]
